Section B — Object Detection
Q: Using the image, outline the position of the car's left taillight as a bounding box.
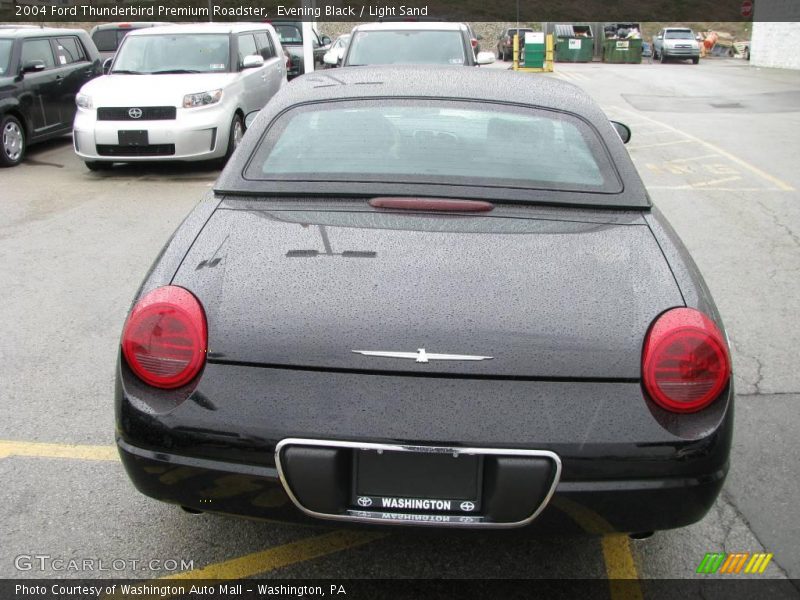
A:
[121,286,207,389]
[471,38,478,49]
[642,307,730,413]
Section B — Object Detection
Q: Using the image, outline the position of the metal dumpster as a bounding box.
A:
[602,23,643,64]
[554,24,593,62]
[602,38,643,63]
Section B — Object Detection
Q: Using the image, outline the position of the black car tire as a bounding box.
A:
[1,114,26,168]
[660,52,668,63]
[225,113,244,161]
[692,57,700,65]
[85,161,113,171]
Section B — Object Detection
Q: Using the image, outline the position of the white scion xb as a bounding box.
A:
[73,23,286,170]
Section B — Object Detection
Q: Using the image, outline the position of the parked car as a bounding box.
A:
[497,27,534,61]
[341,22,495,67]
[653,27,701,64]
[0,27,101,167]
[322,34,350,68]
[116,66,732,535]
[465,23,483,55]
[270,21,331,79]
[72,23,286,171]
[89,22,168,63]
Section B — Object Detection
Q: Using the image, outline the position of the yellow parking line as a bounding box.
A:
[668,153,720,163]
[162,529,386,580]
[691,176,742,188]
[613,106,795,191]
[551,497,643,600]
[0,440,118,461]
[631,139,694,150]
[648,185,777,192]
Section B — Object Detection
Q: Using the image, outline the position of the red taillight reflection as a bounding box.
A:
[121,286,207,389]
[642,308,730,413]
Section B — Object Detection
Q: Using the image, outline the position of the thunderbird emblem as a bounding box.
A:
[352,348,493,363]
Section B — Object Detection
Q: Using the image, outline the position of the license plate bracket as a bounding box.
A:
[352,449,482,513]
[118,130,148,146]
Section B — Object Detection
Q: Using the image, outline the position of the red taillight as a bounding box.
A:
[471,38,478,48]
[642,308,730,413]
[121,286,207,389]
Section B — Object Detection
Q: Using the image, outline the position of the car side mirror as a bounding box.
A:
[244,110,259,129]
[102,57,113,75]
[242,54,265,69]
[323,51,338,66]
[21,60,46,74]
[476,51,496,65]
[611,121,631,144]
[321,35,332,46]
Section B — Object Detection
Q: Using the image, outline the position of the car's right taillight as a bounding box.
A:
[121,286,207,389]
[642,307,730,413]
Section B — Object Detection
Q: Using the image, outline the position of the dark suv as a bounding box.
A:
[497,27,534,61]
[1,27,102,167]
[270,21,331,79]
[89,22,167,62]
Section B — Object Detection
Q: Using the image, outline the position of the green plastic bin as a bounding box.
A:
[602,38,643,63]
[523,32,546,68]
[554,24,593,63]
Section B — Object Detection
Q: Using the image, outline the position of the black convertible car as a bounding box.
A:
[116,66,732,534]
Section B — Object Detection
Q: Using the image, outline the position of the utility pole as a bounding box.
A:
[302,0,315,74]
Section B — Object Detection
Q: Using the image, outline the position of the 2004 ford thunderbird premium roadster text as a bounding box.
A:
[116,66,732,533]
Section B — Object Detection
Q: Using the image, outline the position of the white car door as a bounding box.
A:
[235,32,269,114]
[255,30,285,102]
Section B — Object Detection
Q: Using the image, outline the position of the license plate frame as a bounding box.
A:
[352,449,483,513]
[118,130,149,146]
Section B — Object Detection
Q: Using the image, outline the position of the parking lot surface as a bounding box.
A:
[1,58,799,591]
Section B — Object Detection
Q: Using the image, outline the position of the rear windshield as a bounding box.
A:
[0,39,12,75]
[244,100,620,196]
[275,24,302,44]
[92,29,122,52]
[112,34,230,74]
[665,30,694,39]
[347,30,466,66]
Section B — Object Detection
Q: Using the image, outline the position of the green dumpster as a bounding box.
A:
[554,24,593,62]
[523,31,545,68]
[602,38,643,63]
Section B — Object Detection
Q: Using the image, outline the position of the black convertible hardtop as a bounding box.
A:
[216,65,650,209]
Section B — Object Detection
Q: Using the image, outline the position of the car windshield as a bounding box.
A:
[665,30,694,39]
[0,39,11,75]
[275,24,302,44]
[347,30,466,66]
[112,34,230,74]
[245,101,618,196]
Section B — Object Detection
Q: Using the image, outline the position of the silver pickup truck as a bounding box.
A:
[653,27,701,64]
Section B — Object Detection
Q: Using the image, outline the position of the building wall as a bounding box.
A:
[751,22,800,69]
[751,0,800,69]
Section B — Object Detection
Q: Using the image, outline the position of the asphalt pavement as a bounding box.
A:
[1,57,798,592]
